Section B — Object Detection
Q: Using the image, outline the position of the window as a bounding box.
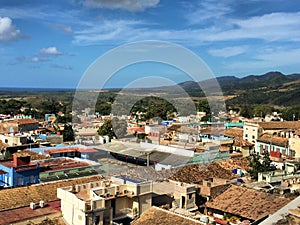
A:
[260,145,264,154]
[282,150,286,156]
[290,150,296,156]
[252,135,255,139]
[17,177,23,186]
[245,134,248,137]
[30,175,35,183]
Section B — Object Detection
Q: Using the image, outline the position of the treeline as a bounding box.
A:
[229,104,300,121]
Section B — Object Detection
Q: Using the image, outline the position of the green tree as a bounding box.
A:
[281,106,300,121]
[62,124,75,142]
[98,119,128,139]
[248,153,262,179]
[4,150,12,160]
[253,105,274,118]
[240,104,254,118]
[98,120,115,139]
[261,150,275,172]
[248,151,275,180]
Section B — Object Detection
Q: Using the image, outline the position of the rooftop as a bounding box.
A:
[0,175,103,212]
[224,127,243,138]
[257,133,289,147]
[100,141,193,165]
[0,201,61,225]
[132,207,202,225]
[258,121,300,130]
[38,158,90,171]
[170,158,249,184]
[205,185,291,221]
[167,124,198,135]
[44,147,98,155]
[15,118,39,125]
[27,217,66,225]
[199,127,225,136]
[20,149,50,160]
[260,195,300,225]
[232,136,254,147]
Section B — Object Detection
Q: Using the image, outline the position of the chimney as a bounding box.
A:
[13,153,31,168]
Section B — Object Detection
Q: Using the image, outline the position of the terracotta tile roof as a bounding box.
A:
[14,151,31,157]
[233,136,254,147]
[258,121,300,130]
[170,158,249,184]
[0,175,103,212]
[20,150,49,160]
[225,127,243,138]
[129,127,145,133]
[44,147,98,155]
[205,185,291,221]
[29,217,66,225]
[167,124,181,132]
[167,124,198,135]
[0,200,61,224]
[200,127,225,136]
[15,118,39,125]
[257,133,288,147]
[132,207,202,225]
[45,148,78,154]
[39,158,90,171]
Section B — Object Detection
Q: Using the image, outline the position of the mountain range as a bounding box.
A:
[177,71,300,106]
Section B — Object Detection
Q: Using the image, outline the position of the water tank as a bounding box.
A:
[39,200,45,207]
[232,168,238,174]
[200,216,209,223]
[30,202,36,209]
[237,178,243,183]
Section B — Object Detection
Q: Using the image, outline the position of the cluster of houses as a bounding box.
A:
[0,110,300,225]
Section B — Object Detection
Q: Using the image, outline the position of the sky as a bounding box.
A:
[1,0,300,88]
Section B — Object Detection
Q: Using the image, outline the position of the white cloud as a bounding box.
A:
[14,56,49,64]
[198,12,300,42]
[51,64,73,70]
[40,47,62,55]
[226,48,300,71]
[208,46,247,58]
[82,0,160,11]
[73,11,300,46]
[73,19,145,44]
[54,24,73,34]
[187,0,233,24]
[13,47,63,65]
[0,17,21,41]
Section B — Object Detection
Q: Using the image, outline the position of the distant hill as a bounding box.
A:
[222,72,300,106]
[175,71,300,106]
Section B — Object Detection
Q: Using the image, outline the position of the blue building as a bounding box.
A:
[0,153,40,187]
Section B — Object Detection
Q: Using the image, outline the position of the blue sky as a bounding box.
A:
[1,0,300,88]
